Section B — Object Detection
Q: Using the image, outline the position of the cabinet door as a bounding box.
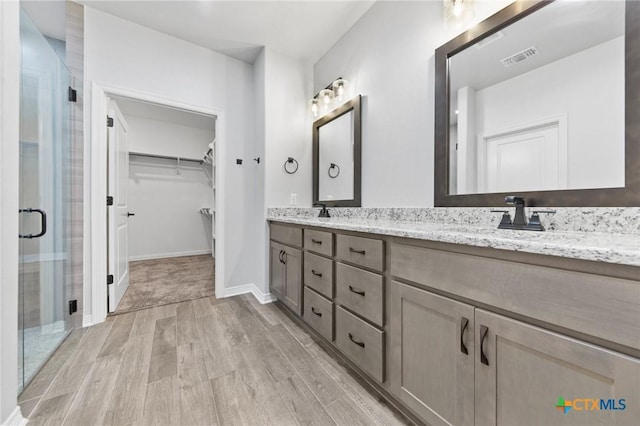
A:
[283,247,302,315]
[270,242,285,299]
[390,281,475,426]
[475,309,640,426]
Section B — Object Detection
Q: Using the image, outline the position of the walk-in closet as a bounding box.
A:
[107,97,217,314]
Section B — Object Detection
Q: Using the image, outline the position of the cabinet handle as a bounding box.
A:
[349,247,366,255]
[278,250,284,263]
[311,307,322,317]
[348,285,365,296]
[348,333,365,348]
[480,325,489,366]
[311,269,323,277]
[282,251,287,265]
[311,239,323,245]
[460,317,469,355]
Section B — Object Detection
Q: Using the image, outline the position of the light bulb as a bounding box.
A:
[332,78,347,101]
[311,99,319,117]
[453,0,463,17]
[318,89,334,110]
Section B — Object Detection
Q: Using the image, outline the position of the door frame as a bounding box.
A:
[88,82,225,325]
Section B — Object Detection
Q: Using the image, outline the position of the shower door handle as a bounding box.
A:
[19,208,47,239]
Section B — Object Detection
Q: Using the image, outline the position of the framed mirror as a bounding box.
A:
[434,0,639,207]
[313,95,362,207]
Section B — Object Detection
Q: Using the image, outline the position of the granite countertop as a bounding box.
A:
[268,216,640,267]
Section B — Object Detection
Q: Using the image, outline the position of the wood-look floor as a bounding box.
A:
[115,255,215,315]
[19,295,408,426]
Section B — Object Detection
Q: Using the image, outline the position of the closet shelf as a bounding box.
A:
[129,151,204,164]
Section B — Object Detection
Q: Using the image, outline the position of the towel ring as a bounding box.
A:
[284,157,299,174]
[328,163,340,178]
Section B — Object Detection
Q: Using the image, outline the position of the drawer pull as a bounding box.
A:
[311,269,323,277]
[480,325,489,366]
[349,247,366,255]
[311,307,322,317]
[348,333,365,348]
[278,250,284,264]
[348,285,365,296]
[460,317,469,355]
[311,239,323,245]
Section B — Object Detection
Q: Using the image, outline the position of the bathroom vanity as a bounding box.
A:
[268,216,640,426]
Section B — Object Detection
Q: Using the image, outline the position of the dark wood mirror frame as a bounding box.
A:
[313,95,362,207]
[434,0,640,207]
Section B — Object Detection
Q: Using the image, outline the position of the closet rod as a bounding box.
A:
[129,151,204,164]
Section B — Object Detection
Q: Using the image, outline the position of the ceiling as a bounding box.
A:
[450,0,624,98]
[113,96,217,130]
[73,0,376,63]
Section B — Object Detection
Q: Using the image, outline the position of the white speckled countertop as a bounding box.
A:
[267,214,640,267]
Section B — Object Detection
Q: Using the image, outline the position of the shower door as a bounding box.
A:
[18,10,73,392]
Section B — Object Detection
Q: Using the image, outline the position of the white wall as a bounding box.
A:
[474,37,624,190]
[126,115,213,260]
[84,8,257,319]
[264,48,313,208]
[254,48,312,294]
[313,0,512,207]
[0,1,21,423]
[127,115,214,159]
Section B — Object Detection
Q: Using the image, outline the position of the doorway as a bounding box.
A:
[105,96,217,315]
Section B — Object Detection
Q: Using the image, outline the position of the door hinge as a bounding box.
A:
[69,299,78,315]
[107,274,114,285]
[107,196,113,206]
[68,87,77,102]
[107,116,114,127]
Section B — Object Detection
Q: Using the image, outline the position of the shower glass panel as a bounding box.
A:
[18,9,73,392]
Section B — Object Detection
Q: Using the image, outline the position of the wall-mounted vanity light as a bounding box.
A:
[309,77,349,119]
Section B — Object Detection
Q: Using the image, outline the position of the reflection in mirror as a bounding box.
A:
[449,0,625,195]
[313,95,361,207]
[318,111,354,201]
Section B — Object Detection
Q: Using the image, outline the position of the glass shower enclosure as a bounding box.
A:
[18,9,73,392]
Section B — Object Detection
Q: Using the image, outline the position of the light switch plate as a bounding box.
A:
[290,193,297,205]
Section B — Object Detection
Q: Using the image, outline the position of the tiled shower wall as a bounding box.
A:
[66,1,84,327]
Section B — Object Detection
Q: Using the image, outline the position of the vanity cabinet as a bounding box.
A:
[391,280,640,426]
[269,225,303,316]
[269,220,640,426]
[474,309,640,426]
[390,281,475,426]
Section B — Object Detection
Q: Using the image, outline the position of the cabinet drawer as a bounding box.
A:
[335,234,384,272]
[303,287,334,341]
[336,306,384,382]
[304,229,333,257]
[336,263,383,327]
[270,223,302,248]
[304,252,334,298]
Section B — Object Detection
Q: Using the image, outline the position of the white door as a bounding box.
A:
[481,122,566,193]
[107,98,130,312]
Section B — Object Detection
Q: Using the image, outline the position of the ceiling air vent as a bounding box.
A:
[500,46,539,67]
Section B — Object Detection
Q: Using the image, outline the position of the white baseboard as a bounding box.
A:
[222,283,276,304]
[128,250,212,262]
[82,314,94,327]
[2,406,27,426]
